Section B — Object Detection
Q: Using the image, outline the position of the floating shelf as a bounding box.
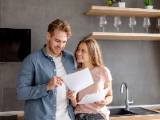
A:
[88,32,160,41]
[85,5,160,17]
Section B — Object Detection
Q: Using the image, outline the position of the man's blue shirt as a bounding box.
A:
[16,47,76,120]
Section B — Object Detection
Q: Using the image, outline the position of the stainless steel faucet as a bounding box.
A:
[120,82,134,110]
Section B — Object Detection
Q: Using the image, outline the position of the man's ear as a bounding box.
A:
[45,32,51,44]
[46,32,51,41]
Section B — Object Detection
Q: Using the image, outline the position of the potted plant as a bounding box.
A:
[106,0,125,8]
[106,0,112,6]
[144,0,153,9]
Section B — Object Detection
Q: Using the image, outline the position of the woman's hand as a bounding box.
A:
[95,99,106,105]
[93,98,107,107]
[94,88,113,107]
[67,90,77,100]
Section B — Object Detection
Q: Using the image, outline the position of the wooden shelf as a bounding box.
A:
[85,5,160,17]
[88,32,160,40]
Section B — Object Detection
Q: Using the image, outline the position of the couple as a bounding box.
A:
[16,19,113,120]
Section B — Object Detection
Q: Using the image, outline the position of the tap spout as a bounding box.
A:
[120,82,133,110]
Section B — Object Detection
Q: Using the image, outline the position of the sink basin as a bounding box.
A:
[110,107,159,117]
[0,115,17,120]
[110,108,136,116]
[129,107,159,115]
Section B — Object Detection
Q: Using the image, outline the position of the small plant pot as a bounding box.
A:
[106,0,112,6]
[145,5,153,9]
[118,2,126,8]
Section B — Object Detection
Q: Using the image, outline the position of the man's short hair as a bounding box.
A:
[48,19,72,38]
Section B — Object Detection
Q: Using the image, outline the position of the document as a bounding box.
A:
[62,68,94,92]
[78,89,108,104]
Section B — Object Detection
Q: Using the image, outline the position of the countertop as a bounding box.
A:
[111,114,160,120]
[0,108,159,120]
[0,111,23,120]
[110,108,160,120]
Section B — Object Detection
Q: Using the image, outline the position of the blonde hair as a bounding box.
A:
[75,38,103,68]
[47,19,72,38]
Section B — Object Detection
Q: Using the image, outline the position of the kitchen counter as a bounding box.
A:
[110,107,160,120]
[0,111,23,120]
[111,114,160,120]
[0,108,159,120]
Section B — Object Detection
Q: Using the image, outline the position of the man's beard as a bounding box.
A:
[48,44,62,56]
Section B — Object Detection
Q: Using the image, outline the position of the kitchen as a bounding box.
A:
[0,0,160,119]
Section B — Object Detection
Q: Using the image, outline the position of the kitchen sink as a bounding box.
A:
[110,107,159,117]
[129,107,159,115]
[110,108,136,116]
[0,115,17,120]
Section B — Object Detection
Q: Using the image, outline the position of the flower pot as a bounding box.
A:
[118,2,125,8]
[145,5,153,9]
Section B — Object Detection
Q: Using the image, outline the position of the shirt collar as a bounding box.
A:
[41,45,65,59]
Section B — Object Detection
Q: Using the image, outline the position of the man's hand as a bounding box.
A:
[47,76,63,90]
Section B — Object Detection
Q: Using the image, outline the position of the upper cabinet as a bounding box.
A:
[85,5,160,41]
[85,5,160,17]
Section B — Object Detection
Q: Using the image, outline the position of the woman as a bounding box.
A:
[67,38,113,120]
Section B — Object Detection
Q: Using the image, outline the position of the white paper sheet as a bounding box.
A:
[78,89,108,104]
[62,68,94,92]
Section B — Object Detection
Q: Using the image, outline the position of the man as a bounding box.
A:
[16,19,76,120]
